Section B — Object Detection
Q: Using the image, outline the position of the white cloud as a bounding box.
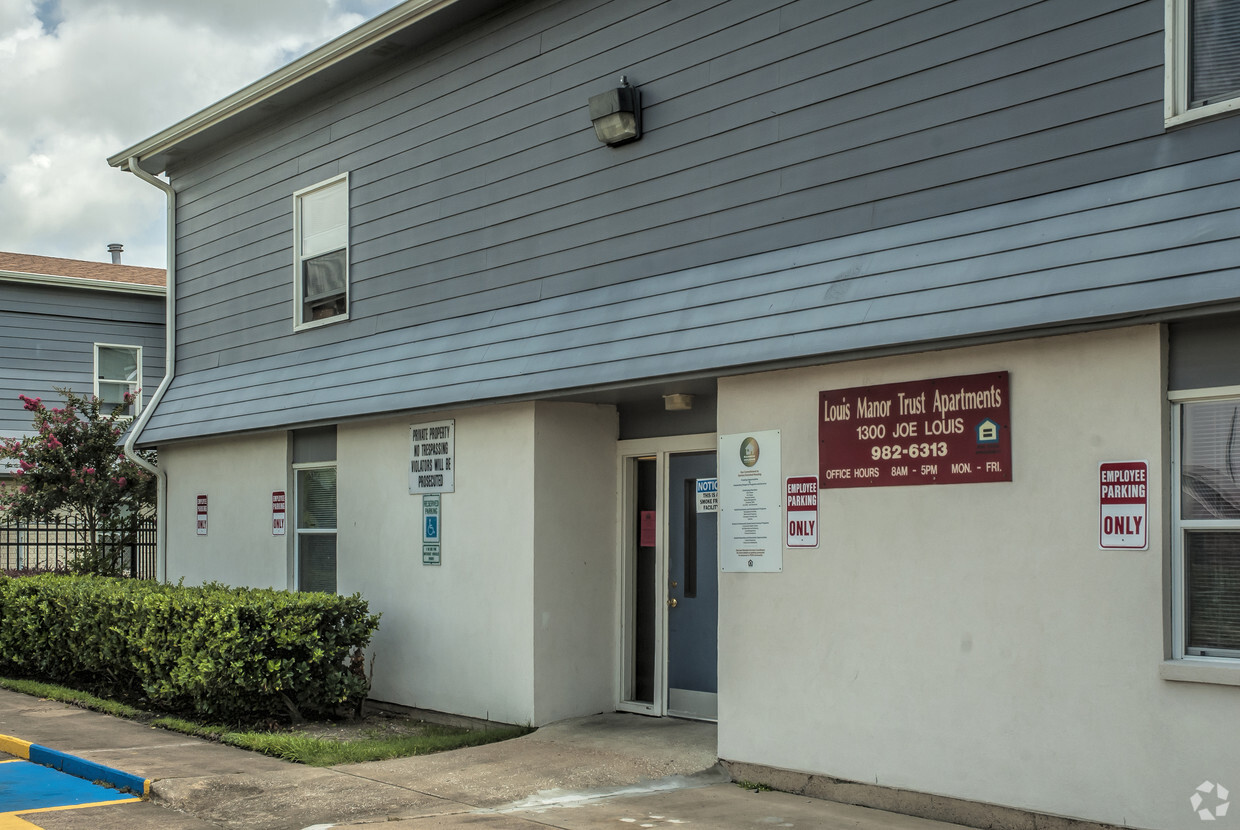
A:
[0,0,402,267]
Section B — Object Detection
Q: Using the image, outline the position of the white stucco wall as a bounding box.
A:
[339,404,538,724]
[161,431,291,589]
[716,326,1234,830]
[530,401,619,724]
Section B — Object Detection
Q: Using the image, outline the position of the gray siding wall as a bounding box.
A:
[144,0,1240,442]
[0,283,165,442]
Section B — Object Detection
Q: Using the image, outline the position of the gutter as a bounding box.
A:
[0,271,164,296]
[119,157,175,583]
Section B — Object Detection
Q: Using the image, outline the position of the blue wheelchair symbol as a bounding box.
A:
[425,516,439,539]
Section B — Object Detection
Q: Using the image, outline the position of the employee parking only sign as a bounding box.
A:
[1099,461,1148,550]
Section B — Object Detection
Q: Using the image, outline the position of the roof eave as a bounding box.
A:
[0,270,166,296]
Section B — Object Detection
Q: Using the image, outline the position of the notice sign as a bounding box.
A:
[719,430,782,572]
[640,511,656,548]
[272,491,286,536]
[696,478,719,513]
[423,494,442,565]
[1099,461,1148,550]
[785,476,818,548]
[410,420,455,494]
[196,494,208,536]
[819,372,1011,489]
[423,494,441,543]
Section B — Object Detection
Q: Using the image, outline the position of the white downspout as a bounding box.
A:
[120,156,174,583]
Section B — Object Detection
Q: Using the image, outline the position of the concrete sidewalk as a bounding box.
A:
[0,688,969,830]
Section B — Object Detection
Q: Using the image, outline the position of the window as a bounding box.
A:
[293,173,349,328]
[1166,0,1240,126]
[1173,391,1240,659]
[94,344,141,417]
[293,426,337,593]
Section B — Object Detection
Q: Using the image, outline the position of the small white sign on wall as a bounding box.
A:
[410,420,455,494]
[272,491,287,536]
[785,475,818,548]
[196,494,208,536]
[1099,461,1148,550]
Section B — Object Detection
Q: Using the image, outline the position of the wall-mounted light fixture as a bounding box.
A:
[663,393,694,411]
[589,76,642,147]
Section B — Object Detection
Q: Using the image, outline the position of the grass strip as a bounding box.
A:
[0,676,145,720]
[0,676,532,766]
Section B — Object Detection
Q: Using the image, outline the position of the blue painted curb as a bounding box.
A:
[0,732,149,797]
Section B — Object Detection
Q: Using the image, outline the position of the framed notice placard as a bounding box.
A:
[819,372,1011,489]
[719,430,782,572]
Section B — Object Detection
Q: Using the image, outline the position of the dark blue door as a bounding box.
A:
[666,451,718,719]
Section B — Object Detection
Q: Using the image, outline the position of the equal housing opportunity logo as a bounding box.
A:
[1192,781,1230,821]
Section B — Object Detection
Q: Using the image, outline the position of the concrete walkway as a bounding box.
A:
[0,689,969,830]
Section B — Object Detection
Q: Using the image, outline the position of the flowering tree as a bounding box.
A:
[1,389,156,575]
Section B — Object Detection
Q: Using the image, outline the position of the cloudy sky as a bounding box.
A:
[0,0,404,269]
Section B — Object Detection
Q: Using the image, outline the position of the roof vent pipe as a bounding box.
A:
[107,243,123,264]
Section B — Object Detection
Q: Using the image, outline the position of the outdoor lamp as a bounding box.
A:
[589,76,642,146]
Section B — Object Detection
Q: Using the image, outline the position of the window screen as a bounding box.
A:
[1190,0,1240,107]
[1180,398,1240,656]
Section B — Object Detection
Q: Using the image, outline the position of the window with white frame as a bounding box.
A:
[94,344,141,417]
[1173,390,1240,659]
[293,173,349,328]
[292,426,337,594]
[1166,0,1240,126]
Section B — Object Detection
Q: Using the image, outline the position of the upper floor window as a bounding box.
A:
[1172,390,1240,660]
[1166,0,1240,126]
[293,173,349,329]
[94,344,141,417]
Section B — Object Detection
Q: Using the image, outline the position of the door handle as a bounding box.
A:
[667,598,678,608]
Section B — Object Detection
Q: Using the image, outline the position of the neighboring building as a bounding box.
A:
[109,2,1239,829]
[0,250,165,464]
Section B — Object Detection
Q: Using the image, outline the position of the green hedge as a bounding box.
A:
[0,575,380,723]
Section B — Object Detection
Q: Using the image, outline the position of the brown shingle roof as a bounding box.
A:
[0,252,165,287]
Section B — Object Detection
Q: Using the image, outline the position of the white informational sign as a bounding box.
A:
[785,476,819,548]
[1099,461,1148,550]
[719,430,782,572]
[410,420,455,494]
[696,478,719,513]
[196,494,208,536]
[272,491,287,536]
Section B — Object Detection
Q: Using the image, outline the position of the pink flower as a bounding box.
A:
[83,467,96,475]
[18,485,27,494]
[18,395,42,411]
[17,460,32,471]
[46,435,62,449]
[114,477,128,488]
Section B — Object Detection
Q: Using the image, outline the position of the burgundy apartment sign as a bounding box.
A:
[819,372,1011,489]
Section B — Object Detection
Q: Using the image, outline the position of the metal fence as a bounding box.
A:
[0,516,157,579]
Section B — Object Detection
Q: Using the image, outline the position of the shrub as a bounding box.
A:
[0,575,380,723]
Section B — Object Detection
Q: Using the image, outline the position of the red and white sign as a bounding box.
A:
[1099,461,1148,550]
[272,491,287,536]
[785,476,819,548]
[819,372,1011,489]
[196,494,208,536]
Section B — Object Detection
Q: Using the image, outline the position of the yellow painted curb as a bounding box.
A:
[0,734,32,760]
